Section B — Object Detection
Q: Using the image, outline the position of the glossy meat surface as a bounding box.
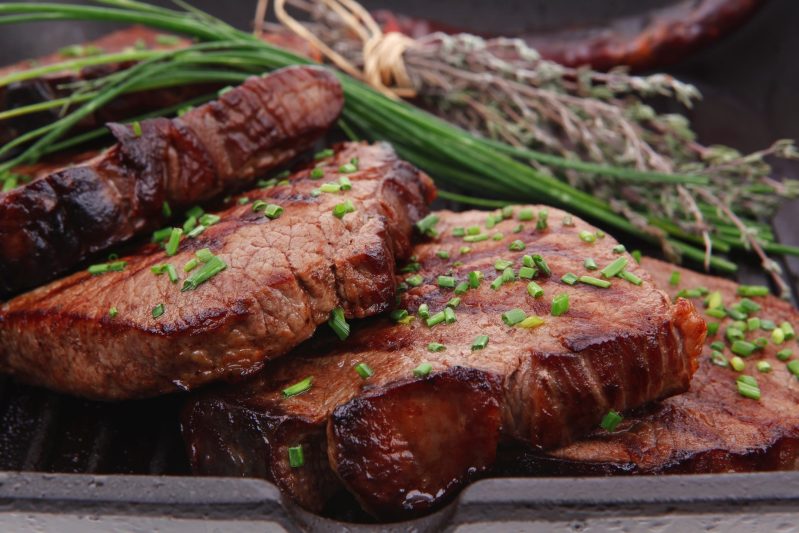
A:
[0,142,434,399]
[0,65,343,296]
[507,258,799,475]
[183,208,704,519]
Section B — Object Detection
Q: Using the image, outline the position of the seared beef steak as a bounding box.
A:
[0,142,434,399]
[182,208,705,519]
[0,65,343,296]
[507,258,799,475]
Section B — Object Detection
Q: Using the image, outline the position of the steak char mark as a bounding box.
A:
[183,208,705,519]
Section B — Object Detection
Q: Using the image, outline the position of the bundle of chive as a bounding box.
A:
[0,1,797,295]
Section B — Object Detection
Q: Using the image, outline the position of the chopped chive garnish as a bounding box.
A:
[522,255,534,268]
[152,227,172,243]
[132,120,142,137]
[310,167,324,179]
[413,362,433,378]
[777,349,793,361]
[737,285,769,297]
[355,362,374,379]
[186,225,206,239]
[288,445,304,468]
[464,234,489,243]
[501,267,515,283]
[584,258,598,271]
[452,227,466,237]
[283,376,313,397]
[328,307,350,340]
[165,228,182,256]
[390,309,410,322]
[669,271,681,286]
[438,275,456,288]
[332,200,356,219]
[427,342,446,352]
[314,148,334,160]
[319,182,341,194]
[536,209,549,230]
[252,200,267,212]
[787,360,799,377]
[631,250,642,264]
[263,204,283,219]
[485,214,498,229]
[519,266,537,279]
[754,337,768,349]
[560,273,578,285]
[760,319,776,330]
[612,244,626,254]
[436,250,450,259]
[706,308,726,319]
[513,224,523,233]
[710,350,728,367]
[339,176,352,190]
[257,178,277,188]
[161,201,171,218]
[772,328,785,345]
[781,322,795,340]
[600,257,628,278]
[310,188,321,197]
[399,262,420,273]
[454,282,470,295]
[532,255,551,276]
[406,274,424,287]
[711,341,725,352]
[730,356,745,372]
[678,288,702,299]
[527,281,544,298]
[738,299,761,314]
[509,240,526,251]
[725,307,747,321]
[417,303,430,319]
[600,410,623,432]
[707,322,720,336]
[705,291,723,310]
[579,275,611,288]
[551,293,569,316]
[731,340,756,357]
[444,307,457,324]
[490,276,504,290]
[519,315,544,329]
[239,196,250,204]
[446,297,461,309]
[466,226,481,235]
[494,259,513,271]
[562,214,575,227]
[492,232,504,241]
[183,258,199,272]
[469,271,483,288]
[426,311,446,327]
[501,206,514,219]
[165,264,179,283]
[460,246,472,255]
[182,215,198,233]
[87,260,127,275]
[501,308,527,326]
[578,230,596,243]
[152,303,165,319]
[471,335,489,351]
[185,206,203,219]
[416,214,440,237]
[199,213,220,226]
[618,270,643,286]
[517,209,534,221]
[757,361,772,373]
[338,162,357,173]
[726,327,745,342]
[108,306,118,318]
[736,376,760,400]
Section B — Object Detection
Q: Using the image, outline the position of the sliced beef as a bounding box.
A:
[0,65,343,296]
[182,208,705,520]
[0,142,434,399]
[504,258,799,475]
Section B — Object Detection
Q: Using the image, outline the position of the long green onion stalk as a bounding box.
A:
[0,1,797,292]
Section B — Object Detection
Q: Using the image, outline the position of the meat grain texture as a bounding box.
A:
[183,208,705,519]
[0,142,435,399]
[0,65,343,296]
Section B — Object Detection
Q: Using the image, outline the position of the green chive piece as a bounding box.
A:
[446,297,461,309]
[165,228,182,256]
[492,232,504,241]
[579,230,596,243]
[252,200,267,212]
[776,349,793,361]
[551,293,569,316]
[631,250,642,264]
[760,319,776,331]
[757,361,773,373]
[669,271,681,286]
[108,306,118,318]
[710,341,725,352]
[283,376,313,397]
[518,315,544,329]
[339,176,352,190]
[509,239,526,252]
[88,260,127,275]
[502,308,527,326]
[746,317,761,331]
[518,266,537,279]
[705,291,723,309]
[513,224,523,234]
[444,307,457,324]
[328,307,350,340]
[471,335,489,351]
[452,227,466,237]
[579,275,611,288]
[469,271,483,288]
[181,256,227,291]
[725,307,747,321]
[454,282,470,295]
[600,257,628,279]
[186,206,204,219]
[731,340,756,357]
[561,272,578,285]
[787,360,799,377]
[754,337,768,349]
[466,226,481,236]
[710,350,728,368]
[198,213,220,227]
[771,327,785,345]
[738,298,761,313]
[736,376,761,400]
[152,303,165,319]
[288,445,304,468]
[183,258,199,272]
[600,410,623,432]
[707,322,720,336]
[494,259,513,271]
[460,246,472,255]
[152,227,172,243]
[436,250,450,259]
[165,264,179,283]
[501,206,514,219]
[132,121,142,137]
[490,276,505,291]
[501,267,515,283]
[406,274,424,287]
[584,258,598,271]
[310,167,324,179]
[390,309,409,323]
[536,209,549,230]
[618,270,643,286]
[517,209,534,221]
[338,162,357,173]
[427,342,446,353]
[726,327,745,342]
[464,234,489,243]
[162,201,171,218]
[706,308,727,319]
[195,248,213,263]
[532,255,551,276]
[781,322,795,340]
[485,214,498,229]
[413,362,433,378]
[730,356,745,372]
[416,214,440,237]
[314,148,334,160]
[332,200,356,219]
[399,262,420,273]
[562,214,575,227]
[612,244,626,254]
[737,285,769,297]
[527,281,544,298]
[182,216,197,234]
[417,303,430,319]
[319,182,341,194]
[522,255,534,268]
[426,311,446,327]
[263,204,283,219]
[186,225,206,239]
[438,275,456,288]
[354,362,374,379]
[257,178,277,188]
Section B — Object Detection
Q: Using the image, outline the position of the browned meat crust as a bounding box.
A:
[0,65,343,297]
[503,258,799,476]
[0,142,434,399]
[182,208,704,519]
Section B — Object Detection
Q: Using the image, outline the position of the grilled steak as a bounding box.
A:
[182,208,705,519]
[0,65,343,297]
[0,142,434,399]
[503,258,799,475]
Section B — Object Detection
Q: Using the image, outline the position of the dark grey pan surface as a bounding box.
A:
[0,0,797,530]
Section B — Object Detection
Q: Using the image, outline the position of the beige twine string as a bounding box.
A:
[254,0,417,99]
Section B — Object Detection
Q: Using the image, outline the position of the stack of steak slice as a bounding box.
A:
[0,142,435,399]
[505,257,799,475]
[182,207,706,520]
[0,65,344,296]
